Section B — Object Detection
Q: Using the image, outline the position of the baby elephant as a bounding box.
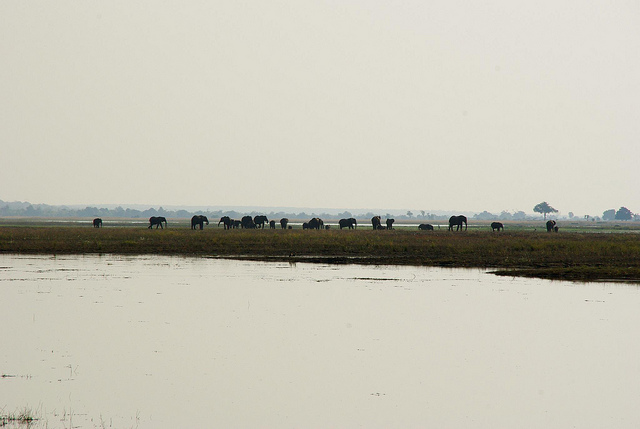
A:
[491,222,504,232]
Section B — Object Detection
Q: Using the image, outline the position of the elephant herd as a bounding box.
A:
[217,215,289,229]
[90,216,558,233]
[370,216,395,230]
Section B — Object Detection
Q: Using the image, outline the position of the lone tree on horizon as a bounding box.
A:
[533,201,558,220]
[615,207,633,221]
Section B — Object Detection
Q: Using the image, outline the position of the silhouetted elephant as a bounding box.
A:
[308,218,324,230]
[546,220,557,232]
[148,216,167,229]
[280,218,289,229]
[418,223,434,230]
[376,225,386,230]
[254,215,268,229]
[339,218,357,229]
[448,215,467,231]
[386,219,395,229]
[491,222,504,232]
[302,222,309,230]
[269,220,276,229]
[218,216,233,230]
[371,216,382,230]
[92,218,102,228]
[241,216,256,229]
[191,215,209,230]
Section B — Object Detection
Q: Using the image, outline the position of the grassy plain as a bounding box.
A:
[1,218,639,282]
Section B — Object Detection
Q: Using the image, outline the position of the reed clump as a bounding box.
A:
[0,406,38,426]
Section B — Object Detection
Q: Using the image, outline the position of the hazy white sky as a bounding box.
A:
[1,1,638,216]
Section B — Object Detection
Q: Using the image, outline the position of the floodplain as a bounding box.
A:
[0,218,639,282]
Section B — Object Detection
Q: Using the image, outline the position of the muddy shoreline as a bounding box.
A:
[212,254,640,283]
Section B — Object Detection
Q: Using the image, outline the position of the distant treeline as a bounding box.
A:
[0,201,452,221]
[1,200,634,222]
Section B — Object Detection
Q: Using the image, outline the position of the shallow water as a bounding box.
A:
[1,254,639,428]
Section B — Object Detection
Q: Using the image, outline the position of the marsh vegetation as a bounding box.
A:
[0,219,639,282]
[0,407,38,427]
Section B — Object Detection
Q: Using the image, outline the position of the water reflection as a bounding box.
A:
[1,255,639,428]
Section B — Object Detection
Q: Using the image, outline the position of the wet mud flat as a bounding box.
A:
[1,225,639,282]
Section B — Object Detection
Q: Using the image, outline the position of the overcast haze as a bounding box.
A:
[1,1,638,216]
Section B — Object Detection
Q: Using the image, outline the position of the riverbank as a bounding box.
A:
[1,224,639,282]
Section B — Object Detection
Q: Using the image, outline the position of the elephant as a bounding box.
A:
[280,218,289,229]
[218,216,233,230]
[546,220,557,232]
[386,219,395,229]
[233,220,242,229]
[376,224,386,230]
[302,222,309,230]
[448,215,467,231]
[191,215,209,230]
[269,220,276,229]
[338,218,357,229]
[241,216,256,229]
[491,222,504,232]
[148,216,167,229]
[308,218,324,230]
[92,218,102,228]
[418,223,434,230]
[254,215,269,229]
[371,216,382,230]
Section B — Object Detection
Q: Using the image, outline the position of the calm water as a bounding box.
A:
[1,255,639,428]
